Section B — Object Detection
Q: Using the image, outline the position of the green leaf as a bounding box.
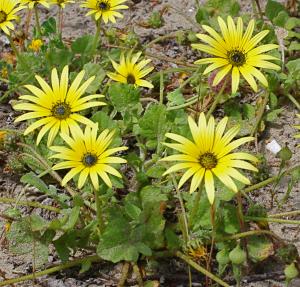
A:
[146,163,166,178]
[288,42,300,51]
[285,17,300,30]
[221,204,240,234]
[7,218,49,268]
[278,146,292,161]
[166,89,185,107]
[265,108,283,122]
[140,186,168,207]
[165,227,181,251]
[91,111,118,130]
[195,7,210,24]
[30,214,47,232]
[247,236,273,262]
[242,103,255,119]
[138,104,167,146]
[46,49,73,67]
[125,203,142,221]
[265,0,286,21]
[108,83,140,112]
[21,172,50,194]
[80,259,92,274]
[83,62,106,93]
[41,17,56,35]
[71,35,94,54]
[61,206,81,231]
[273,11,289,27]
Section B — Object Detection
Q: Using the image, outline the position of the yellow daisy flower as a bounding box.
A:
[50,124,128,190]
[192,16,281,93]
[21,0,50,9]
[49,0,74,8]
[0,0,25,35]
[107,52,154,89]
[81,0,128,23]
[161,113,258,204]
[13,66,106,146]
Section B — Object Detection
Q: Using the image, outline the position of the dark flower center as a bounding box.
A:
[0,11,7,23]
[83,153,98,167]
[127,74,136,84]
[51,102,71,120]
[97,1,110,11]
[199,152,218,169]
[228,49,246,66]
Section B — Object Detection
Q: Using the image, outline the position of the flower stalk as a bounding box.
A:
[34,6,42,36]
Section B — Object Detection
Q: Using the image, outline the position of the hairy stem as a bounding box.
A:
[117,262,130,287]
[251,91,269,136]
[176,252,230,287]
[0,197,61,213]
[245,216,300,225]
[34,6,42,37]
[94,186,104,233]
[0,255,100,287]
[92,20,101,55]
[206,80,227,119]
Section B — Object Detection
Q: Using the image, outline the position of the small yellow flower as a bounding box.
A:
[21,0,50,9]
[0,0,25,35]
[49,0,74,8]
[107,52,154,89]
[161,113,258,204]
[50,124,128,190]
[192,16,281,93]
[81,0,128,23]
[28,39,43,52]
[13,66,106,146]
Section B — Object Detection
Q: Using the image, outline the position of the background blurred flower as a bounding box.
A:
[28,38,43,52]
[49,0,74,8]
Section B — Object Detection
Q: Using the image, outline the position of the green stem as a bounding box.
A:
[269,210,300,218]
[0,255,100,287]
[159,70,164,104]
[0,197,61,213]
[117,262,130,287]
[246,216,300,225]
[92,20,101,55]
[220,230,283,242]
[241,164,300,195]
[206,80,227,119]
[171,174,189,243]
[94,186,104,232]
[132,263,143,287]
[189,184,203,227]
[176,252,230,287]
[7,34,29,70]
[34,6,42,37]
[166,95,199,111]
[251,90,269,136]
[286,93,300,111]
